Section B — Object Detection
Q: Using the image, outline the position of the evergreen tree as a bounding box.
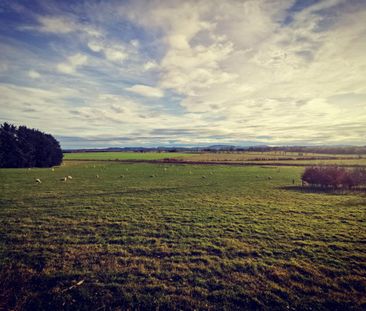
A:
[0,123,63,168]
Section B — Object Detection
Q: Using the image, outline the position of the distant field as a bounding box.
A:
[185,151,363,160]
[1,161,365,309]
[185,157,366,167]
[64,151,366,167]
[63,151,193,161]
[184,152,366,164]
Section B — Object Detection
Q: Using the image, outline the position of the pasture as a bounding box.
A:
[63,151,366,167]
[63,152,194,161]
[0,161,365,310]
[183,152,366,167]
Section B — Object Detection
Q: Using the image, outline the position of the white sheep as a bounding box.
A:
[67,175,73,180]
[35,178,42,183]
[268,176,272,180]
[51,168,55,171]
[96,174,99,178]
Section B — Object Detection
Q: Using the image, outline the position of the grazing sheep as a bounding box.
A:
[51,168,55,171]
[96,174,99,178]
[35,178,42,183]
[67,175,72,180]
[202,176,206,179]
[268,176,272,180]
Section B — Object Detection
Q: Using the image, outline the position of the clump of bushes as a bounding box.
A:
[302,166,366,189]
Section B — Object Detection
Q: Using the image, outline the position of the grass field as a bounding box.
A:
[63,151,366,167]
[183,152,366,166]
[63,152,193,161]
[1,161,366,310]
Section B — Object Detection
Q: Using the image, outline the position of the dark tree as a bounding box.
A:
[0,123,63,168]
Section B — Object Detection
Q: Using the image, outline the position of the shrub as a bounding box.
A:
[302,166,366,189]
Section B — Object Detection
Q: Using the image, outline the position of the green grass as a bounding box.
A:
[1,162,365,310]
[63,152,193,161]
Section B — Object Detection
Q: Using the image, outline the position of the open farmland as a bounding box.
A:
[63,151,366,167]
[63,152,194,161]
[1,161,365,310]
[182,152,366,167]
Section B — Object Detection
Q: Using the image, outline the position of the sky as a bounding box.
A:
[0,0,365,149]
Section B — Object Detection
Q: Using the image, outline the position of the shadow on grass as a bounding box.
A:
[279,185,366,195]
[1,262,364,311]
[26,183,219,202]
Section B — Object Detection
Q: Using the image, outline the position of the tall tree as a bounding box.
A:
[0,123,63,168]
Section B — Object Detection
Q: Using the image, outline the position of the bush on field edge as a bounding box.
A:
[302,166,366,189]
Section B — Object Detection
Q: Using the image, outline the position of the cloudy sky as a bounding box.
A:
[0,0,365,148]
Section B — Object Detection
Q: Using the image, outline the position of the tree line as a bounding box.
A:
[302,166,366,189]
[0,123,63,168]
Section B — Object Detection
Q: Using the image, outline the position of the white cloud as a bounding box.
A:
[87,41,103,52]
[104,48,127,62]
[126,84,164,98]
[130,39,140,48]
[57,53,88,74]
[143,61,158,71]
[28,70,41,79]
[88,41,127,63]
[0,83,83,134]
[38,16,75,34]
[36,16,101,37]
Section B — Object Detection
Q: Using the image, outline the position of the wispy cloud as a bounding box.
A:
[143,61,158,71]
[56,53,88,74]
[26,15,102,37]
[88,41,128,63]
[126,84,164,98]
[28,69,41,79]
